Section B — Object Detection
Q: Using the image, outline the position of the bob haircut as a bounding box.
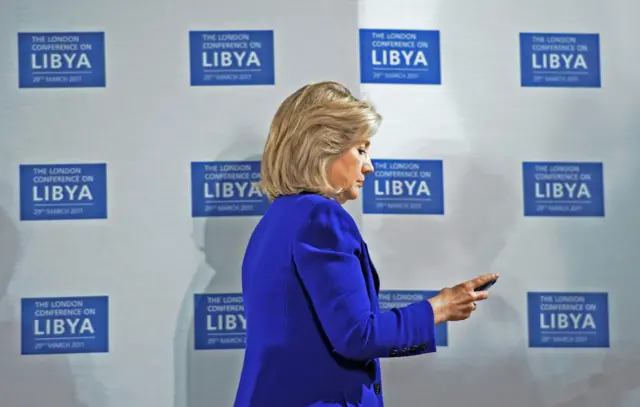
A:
[259,81,382,201]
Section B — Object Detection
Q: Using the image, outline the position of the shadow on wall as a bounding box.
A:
[174,141,265,407]
[0,184,88,407]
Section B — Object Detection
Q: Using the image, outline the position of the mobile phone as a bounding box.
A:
[475,278,498,292]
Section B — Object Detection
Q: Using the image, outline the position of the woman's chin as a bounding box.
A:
[338,187,361,203]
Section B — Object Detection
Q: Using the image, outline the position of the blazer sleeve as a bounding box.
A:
[292,199,437,362]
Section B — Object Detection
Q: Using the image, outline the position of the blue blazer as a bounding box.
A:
[233,193,437,407]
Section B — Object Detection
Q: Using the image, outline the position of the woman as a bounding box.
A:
[233,81,498,407]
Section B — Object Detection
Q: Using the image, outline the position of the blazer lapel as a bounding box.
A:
[363,242,380,295]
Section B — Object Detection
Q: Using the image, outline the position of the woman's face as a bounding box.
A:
[327,140,374,203]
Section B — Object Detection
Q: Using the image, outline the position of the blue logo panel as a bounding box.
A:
[18,32,106,88]
[522,161,604,217]
[194,293,246,350]
[527,292,609,348]
[520,33,601,88]
[19,163,108,221]
[191,161,269,217]
[379,290,448,346]
[359,29,441,84]
[189,30,275,86]
[363,159,444,215]
[21,296,109,355]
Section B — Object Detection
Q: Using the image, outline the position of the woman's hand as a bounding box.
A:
[428,273,499,324]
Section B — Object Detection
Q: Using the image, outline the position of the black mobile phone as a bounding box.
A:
[475,278,498,292]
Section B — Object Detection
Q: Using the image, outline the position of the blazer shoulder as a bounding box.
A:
[293,194,362,245]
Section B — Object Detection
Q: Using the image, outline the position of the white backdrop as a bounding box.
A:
[1,0,639,406]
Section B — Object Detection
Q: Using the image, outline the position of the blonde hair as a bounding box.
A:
[259,81,382,201]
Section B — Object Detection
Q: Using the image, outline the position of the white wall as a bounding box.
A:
[0,0,638,406]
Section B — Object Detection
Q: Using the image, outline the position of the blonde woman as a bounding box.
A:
[233,81,498,407]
